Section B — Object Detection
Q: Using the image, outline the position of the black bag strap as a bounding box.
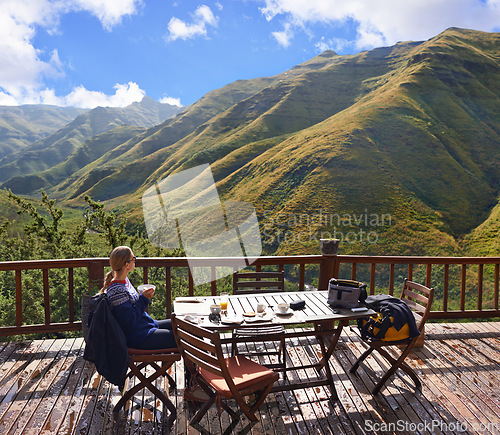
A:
[330,278,367,289]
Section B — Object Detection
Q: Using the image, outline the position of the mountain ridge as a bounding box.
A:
[0,97,182,184]
[2,27,499,257]
[0,105,88,159]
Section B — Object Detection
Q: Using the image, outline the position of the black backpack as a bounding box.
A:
[357,294,420,342]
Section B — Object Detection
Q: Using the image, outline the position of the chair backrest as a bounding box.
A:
[171,314,230,382]
[232,271,285,295]
[399,279,434,333]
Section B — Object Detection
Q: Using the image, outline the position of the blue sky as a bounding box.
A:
[1,0,499,108]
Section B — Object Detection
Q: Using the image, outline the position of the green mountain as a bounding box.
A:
[3,28,500,257]
[9,50,344,201]
[2,125,146,195]
[0,105,87,159]
[0,96,181,184]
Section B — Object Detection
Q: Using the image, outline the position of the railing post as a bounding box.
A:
[88,261,104,294]
[318,239,339,290]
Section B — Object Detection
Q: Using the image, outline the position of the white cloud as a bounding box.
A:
[73,0,143,31]
[0,0,143,107]
[160,96,183,107]
[166,5,218,41]
[64,82,146,108]
[261,0,500,50]
[314,37,333,53]
[1,82,145,108]
[272,22,294,47]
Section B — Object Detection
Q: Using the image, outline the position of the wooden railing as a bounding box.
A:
[0,254,498,336]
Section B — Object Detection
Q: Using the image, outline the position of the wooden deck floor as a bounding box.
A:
[0,322,499,435]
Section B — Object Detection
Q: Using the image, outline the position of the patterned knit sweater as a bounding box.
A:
[106,278,158,348]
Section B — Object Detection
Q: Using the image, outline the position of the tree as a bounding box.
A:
[82,195,137,250]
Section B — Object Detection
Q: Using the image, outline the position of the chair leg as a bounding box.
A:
[372,345,420,395]
[235,396,258,422]
[280,338,286,381]
[220,401,240,420]
[190,394,218,425]
[114,361,177,417]
[231,333,238,357]
[249,382,274,417]
[350,346,375,374]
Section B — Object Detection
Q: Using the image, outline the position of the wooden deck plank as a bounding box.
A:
[0,322,499,434]
[7,338,79,434]
[341,331,428,435]
[413,325,500,434]
[336,334,406,435]
[0,339,55,430]
[56,358,98,435]
[288,331,350,435]
[303,332,363,434]
[428,328,500,419]
[342,333,452,433]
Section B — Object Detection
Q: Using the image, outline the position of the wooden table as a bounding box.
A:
[173,290,375,399]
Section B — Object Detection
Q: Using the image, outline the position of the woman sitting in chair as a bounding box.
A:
[100,245,177,350]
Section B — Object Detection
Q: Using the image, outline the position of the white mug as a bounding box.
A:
[256,303,266,313]
[210,304,222,315]
[277,303,289,314]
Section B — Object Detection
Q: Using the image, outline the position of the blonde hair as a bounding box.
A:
[100,246,133,293]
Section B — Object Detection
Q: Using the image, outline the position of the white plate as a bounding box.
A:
[175,297,203,303]
[275,309,291,316]
[183,315,200,324]
[245,315,273,323]
[221,317,243,325]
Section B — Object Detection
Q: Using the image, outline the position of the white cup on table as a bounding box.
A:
[276,303,290,314]
[210,304,222,315]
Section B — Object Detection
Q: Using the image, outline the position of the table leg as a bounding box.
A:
[314,321,346,400]
[316,320,347,367]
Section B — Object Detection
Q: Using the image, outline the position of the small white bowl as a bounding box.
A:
[137,284,156,294]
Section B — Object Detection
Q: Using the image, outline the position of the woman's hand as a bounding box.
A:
[142,287,155,299]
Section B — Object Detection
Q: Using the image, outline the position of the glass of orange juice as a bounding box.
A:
[220,292,229,314]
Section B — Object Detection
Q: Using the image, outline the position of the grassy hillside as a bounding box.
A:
[2,125,146,195]
[27,51,347,204]
[464,198,500,256]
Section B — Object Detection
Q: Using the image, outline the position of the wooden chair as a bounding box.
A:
[232,271,285,294]
[171,314,278,426]
[82,293,181,423]
[113,347,181,422]
[231,271,286,374]
[349,279,434,394]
